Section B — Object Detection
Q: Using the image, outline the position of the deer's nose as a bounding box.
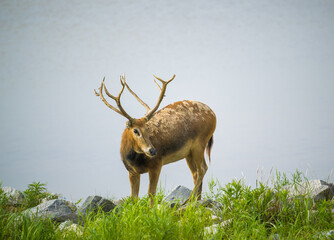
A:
[149,148,157,156]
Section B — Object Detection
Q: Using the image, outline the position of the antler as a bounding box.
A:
[122,77,151,112]
[145,74,176,120]
[94,76,134,123]
[95,74,175,122]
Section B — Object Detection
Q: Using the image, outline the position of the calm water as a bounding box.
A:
[1,0,333,201]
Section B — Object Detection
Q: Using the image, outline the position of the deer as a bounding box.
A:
[94,74,216,205]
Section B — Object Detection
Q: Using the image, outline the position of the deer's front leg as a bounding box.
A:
[129,172,140,198]
[148,164,162,205]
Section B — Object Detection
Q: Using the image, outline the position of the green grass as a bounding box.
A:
[1,170,333,239]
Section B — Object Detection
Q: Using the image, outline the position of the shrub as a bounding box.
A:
[23,181,57,209]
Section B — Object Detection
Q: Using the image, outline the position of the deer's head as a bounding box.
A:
[94,74,175,158]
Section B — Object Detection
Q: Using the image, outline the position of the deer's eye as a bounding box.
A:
[133,129,140,136]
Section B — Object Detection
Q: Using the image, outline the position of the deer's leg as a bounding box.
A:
[148,164,162,205]
[129,172,140,198]
[196,163,207,199]
[188,147,208,201]
[183,155,198,205]
[186,154,198,191]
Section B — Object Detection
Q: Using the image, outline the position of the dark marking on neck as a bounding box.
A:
[125,149,148,173]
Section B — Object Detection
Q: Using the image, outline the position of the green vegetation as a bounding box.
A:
[23,181,58,208]
[0,170,333,239]
[205,173,333,239]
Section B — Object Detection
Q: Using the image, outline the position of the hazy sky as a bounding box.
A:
[1,0,333,201]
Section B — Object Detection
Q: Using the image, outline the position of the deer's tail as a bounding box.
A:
[206,136,214,163]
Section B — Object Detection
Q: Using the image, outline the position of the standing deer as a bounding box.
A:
[95,74,216,204]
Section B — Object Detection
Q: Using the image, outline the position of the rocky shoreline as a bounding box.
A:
[2,179,334,238]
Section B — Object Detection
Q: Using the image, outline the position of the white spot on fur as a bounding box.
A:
[147,100,215,136]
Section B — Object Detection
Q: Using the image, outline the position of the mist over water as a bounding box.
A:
[1,0,333,201]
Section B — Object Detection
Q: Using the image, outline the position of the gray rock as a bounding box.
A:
[77,195,101,217]
[284,180,334,201]
[164,185,192,205]
[98,197,116,212]
[2,186,24,205]
[77,195,115,217]
[197,199,223,212]
[24,199,78,223]
[58,221,83,236]
[58,220,74,231]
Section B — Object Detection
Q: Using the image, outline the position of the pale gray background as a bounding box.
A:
[1,0,333,201]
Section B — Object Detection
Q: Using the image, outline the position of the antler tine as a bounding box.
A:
[121,74,151,112]
[94,77,123,115]
[145,74,176,120]
[102,77,124,101]
[153,79,162,91]
[94,76,133,122]
[153,74,176,84]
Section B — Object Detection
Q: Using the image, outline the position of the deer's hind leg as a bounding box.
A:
[185,146,208,201]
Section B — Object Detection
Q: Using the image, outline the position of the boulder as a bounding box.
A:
[2,186,24,206]
[97,197,116,212]
[284,180,334,201]
[58,221,83,236]
[24,199,78,223]
[197,199,223,212]
[164,185,191,206]
[77,195,115,217]
[78,195,101,217]
[58,220,74,231]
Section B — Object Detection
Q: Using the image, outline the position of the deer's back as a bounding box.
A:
[147,100,216,160]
